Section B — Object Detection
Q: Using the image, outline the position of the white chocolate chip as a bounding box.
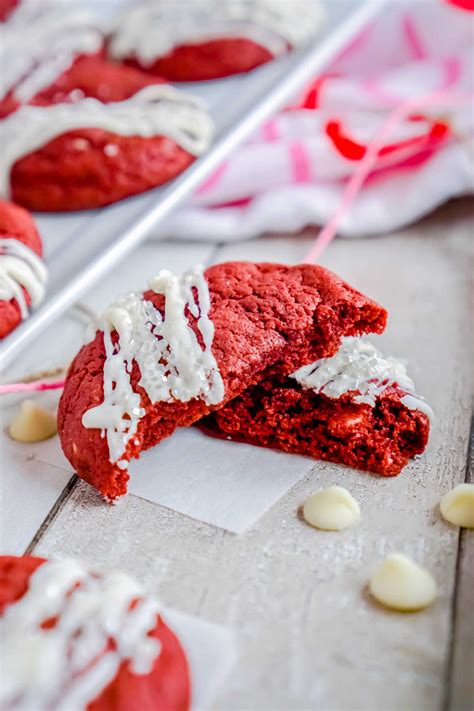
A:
[369,553,437,611]
[104,143,119,157]
[440,483,474,528]
[69,89,85,102]
[8,400,57,443]
[302,486,360,531]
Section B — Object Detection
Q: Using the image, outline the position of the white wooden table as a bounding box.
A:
[1,198,472,711]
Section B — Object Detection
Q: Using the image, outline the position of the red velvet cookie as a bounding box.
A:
[0,53,170,118]
[29,55,165,108]
[120,39,274,83]
[0,199,45,338]
[1,53,165,118]
[0,2,104,117]
[0,0,19,22]
[109,1,324,82]
[199,338,431,476]
[3,79,213,211]
[201,382,430,476]
[1,7,212,211]
[0,5,169,117]
[58,262,387,501]
[0,555,191,711]
[9,126,197,212]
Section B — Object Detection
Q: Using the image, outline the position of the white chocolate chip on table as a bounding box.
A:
[302,486,360,531]
[369,553,437,612]
[8,400,57,443]
[440,483,474,528]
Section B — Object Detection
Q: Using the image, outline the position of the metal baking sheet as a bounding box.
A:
[0,0,385,370]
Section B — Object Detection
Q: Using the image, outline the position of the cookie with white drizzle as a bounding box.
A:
[201,336,432,476]
[0,0,103,115]
[0,200,47,338]
[0,555,190,711]
[0,0,189,120]
[58,261,387,501]
[109,0,325,82]
[0,3,214,210]
[2,84,214,211]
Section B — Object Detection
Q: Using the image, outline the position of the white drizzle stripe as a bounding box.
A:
[292,337,433,419]
[0,238,47,319]
[82,266,224,466]
[0,558,161,711]
[109,0,324,64]
[0,2,102,102]
[0,85,213,198]
[399,394,434,420]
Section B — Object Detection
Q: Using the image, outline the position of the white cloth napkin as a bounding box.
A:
[161,1,473,242]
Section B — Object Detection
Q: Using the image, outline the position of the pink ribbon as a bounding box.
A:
[303,90,473,264]
[0,379,65,395]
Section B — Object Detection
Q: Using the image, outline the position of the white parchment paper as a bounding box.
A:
[128,428,313,533]
[20,425,313,535]
[163,608,237,711]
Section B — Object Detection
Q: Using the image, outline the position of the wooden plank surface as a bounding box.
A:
[2,199,472,709]
[446,420,473,711]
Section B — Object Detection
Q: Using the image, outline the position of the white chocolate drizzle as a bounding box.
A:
[0,558,162,711]
[0,85,213,198]
[292,337,433,418]
[82,266,224,466]
[0,1,102,103]
[0,238,47,319]
[109,0,324,64]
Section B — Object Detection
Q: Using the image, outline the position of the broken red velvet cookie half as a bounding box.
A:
[0,555,190,711]
[58,262,387,502]
[200,337,432,476]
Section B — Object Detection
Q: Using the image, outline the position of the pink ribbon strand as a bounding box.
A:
[0,379,65,395]
[303,90,472,264]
